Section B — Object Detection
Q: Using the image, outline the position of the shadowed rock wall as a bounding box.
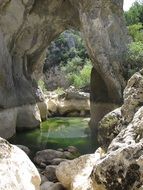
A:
[0,0,128,138]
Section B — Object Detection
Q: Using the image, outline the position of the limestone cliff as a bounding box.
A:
[0,0,128,137]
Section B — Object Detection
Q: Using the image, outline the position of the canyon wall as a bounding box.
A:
[0,0,128,138]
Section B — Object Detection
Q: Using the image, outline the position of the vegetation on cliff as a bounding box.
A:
[43,30,92,90]
[125,1,143,77]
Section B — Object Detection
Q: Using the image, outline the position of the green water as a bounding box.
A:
[9,117,95,154]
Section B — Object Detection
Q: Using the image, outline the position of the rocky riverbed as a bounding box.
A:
[11,141,93,190]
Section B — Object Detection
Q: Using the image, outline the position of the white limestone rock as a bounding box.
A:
[0,138,41,190]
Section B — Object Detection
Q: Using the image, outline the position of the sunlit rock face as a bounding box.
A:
[90,70,143,190]
[0,0,128,137]
[0,137,41,190]
[56,70,143,190]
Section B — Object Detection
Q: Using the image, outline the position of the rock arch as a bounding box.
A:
[0,0,128,138]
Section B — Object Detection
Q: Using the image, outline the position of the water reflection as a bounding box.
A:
[10,117,97,154]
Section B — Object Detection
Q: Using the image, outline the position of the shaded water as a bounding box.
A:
[10,117,96,154]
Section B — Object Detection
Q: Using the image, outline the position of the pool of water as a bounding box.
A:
[9,117,96,154]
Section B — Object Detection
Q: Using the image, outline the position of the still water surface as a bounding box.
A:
[10,117,96,154]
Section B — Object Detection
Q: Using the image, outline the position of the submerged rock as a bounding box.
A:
[0,137,41,190]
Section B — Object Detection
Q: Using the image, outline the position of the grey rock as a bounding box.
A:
[51,158,68,165]
[43,165,58,182]
[34,149,64,166]
[40,181,54,190]
[98,107,123,150]
[65,86,89,100]
[40,174,49,184]
[66,146,79,155]
[16,145,31,156]
[122,70,143,123]
[16,104,41,130]
[40,182,65,190]
[0,108,17,139]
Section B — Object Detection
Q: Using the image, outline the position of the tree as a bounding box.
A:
[124,1,143,25]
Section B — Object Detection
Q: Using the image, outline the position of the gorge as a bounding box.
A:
[1,0,143,190]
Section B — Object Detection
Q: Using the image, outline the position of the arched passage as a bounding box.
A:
[0,0,128,139]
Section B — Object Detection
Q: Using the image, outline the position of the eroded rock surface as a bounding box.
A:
[91,70,143,190]
[56,148,105,190]
[0,0,128,137]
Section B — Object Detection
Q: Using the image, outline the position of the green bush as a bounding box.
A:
[124,1,143,26]
[38,79,47,93]
[126,41,143,77]
[68,60,92,88]
[128,23,143,42]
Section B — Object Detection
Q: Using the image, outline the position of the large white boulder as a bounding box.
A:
[56,148,105,190]
[0,138,41,190]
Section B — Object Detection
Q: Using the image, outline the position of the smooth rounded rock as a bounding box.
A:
[34,149,64,166]
[16,145,31,156]
[0,137,41,190]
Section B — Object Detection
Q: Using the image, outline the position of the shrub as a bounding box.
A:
[126,41,143,77]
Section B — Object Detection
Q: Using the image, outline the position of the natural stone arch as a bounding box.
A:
[0,0,128,138]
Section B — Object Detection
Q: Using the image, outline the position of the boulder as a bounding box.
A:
[50,158,68,165]
[92,107,143,190]
[58,99,90,116]
[121,70,143,123]
[47,99,58,115]
[56,147,105,190]
[0,108,17,139]
[90,70,143,190]
[34,149,64,166]
[16,104,41,130]
[0,137,41,190]
[16,145,31,156]
[98,107,123,149]
[42,165,58,182]
[65,86,89,100]
[37,101,48,121]
[66,146,79,155]
[40,181,54,190]
[40,174,48,184]
[41,182,65,190]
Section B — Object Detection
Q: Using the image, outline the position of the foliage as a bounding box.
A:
[124,1,143,78]
[126,41,143,76]
[44,30,92,89]
[54,87,65,95]
[124,1,143,26]
[65,59,92,88]
[43,30,89,72]
[38,79,47,93]
[128,23,143,42]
